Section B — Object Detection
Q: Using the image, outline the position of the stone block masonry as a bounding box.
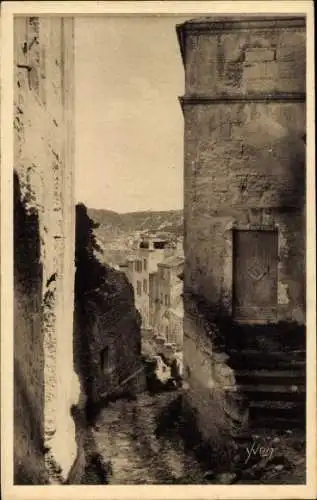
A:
[178,16,306,324]
[182,100,305,323]
[14,17,84,483]
[178,16,305,99]
[177,15,306,462]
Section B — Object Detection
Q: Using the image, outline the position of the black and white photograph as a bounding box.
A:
[1,1,316,498]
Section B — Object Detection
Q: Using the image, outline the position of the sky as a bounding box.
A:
[74,15,192,213]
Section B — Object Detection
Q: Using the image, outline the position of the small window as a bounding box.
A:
[143,279,147,293]
[160,293,163,304]
[164,294,168,306]
[154,241,166,249]
[143,259,147,271]
[137,281,142,296]
[135,260,142,272]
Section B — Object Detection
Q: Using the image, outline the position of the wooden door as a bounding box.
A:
[233,230,278,322]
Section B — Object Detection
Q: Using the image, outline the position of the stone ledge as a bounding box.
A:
[178,16,305,31]
[179,93,306,107]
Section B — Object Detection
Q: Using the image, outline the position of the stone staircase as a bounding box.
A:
[226,324,306,429]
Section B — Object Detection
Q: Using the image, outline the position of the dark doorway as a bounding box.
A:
[232,229,278,323]
[100,346,111,374]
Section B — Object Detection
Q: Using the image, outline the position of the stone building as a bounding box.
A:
[120,236,172,329]
[152,255,184,347]
[119,254,150,328]
[177,16,306,455]
[14,17,84,483]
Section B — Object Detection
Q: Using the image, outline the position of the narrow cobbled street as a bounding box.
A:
[88,391,205,484]
[83,386,306,485]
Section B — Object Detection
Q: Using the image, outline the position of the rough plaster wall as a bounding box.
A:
[14,17,81,483]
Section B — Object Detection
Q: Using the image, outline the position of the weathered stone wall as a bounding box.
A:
[74,205,144,413]
[14,17,83,483]
[77,273,144,405]
[179,16,305,98]
[14,172,47,483]
[178,16,306,323]
[183,299,248,463]
[183,101,305,322]
[177,15,306,460]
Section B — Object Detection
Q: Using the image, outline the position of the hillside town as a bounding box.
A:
[97,232,185,384]
[10,12,309,488]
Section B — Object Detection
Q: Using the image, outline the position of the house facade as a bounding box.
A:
[152,256,184,346]
[120,237,172,329]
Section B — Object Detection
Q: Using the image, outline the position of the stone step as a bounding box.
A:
[250,399,305,410]
[249,415,305,429]
[227,333,305,346]
[228,350,306,370]
[235,369,305,385]
[236,369,305,378]
[228,348,306,358]
[237,384,305,402]
[238,383,305,392]
[227,325,305,344]
[249,400,305,421]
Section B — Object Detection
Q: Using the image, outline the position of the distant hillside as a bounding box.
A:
[88,208,184,240]
[87,208,184,267]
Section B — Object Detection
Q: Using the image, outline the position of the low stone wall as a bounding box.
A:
[182,297,249,469]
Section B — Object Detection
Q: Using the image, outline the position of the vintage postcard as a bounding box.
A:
[1,1,316,499]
